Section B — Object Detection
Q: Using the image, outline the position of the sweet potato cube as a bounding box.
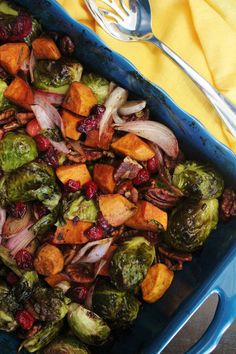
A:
[61,109,81,140]
[93,164,116,193]
[141,263,174,303]
[56,164,91,185]
[53,220,92,244]
[85,126,114,150]
[0,43,30,76]
[62,82,97,117]
[111,133,155,161]
[125,200,168,231]
[4,76,34,110]
[45,273,70,287]
[32,37,61,60]
[98,194,137,227]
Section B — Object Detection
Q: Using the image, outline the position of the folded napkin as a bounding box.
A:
[57,0,236,152]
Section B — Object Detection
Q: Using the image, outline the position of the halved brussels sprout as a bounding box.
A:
[110,236,155,291]
[93,280,140,329]
[43,336,90,354]
[0,245,23,276]
[63,192,98,222]
[11,271,38,304]
[0,132,38,172]
[67,303,111,346]
[82,72,109,104]
[165,199,219,252]
[33,59,83,94]
[172,161,224,200]
[0,79,12,112]
[0,308,17,332]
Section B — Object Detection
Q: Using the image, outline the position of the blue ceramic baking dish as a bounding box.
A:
[0,1,236,353]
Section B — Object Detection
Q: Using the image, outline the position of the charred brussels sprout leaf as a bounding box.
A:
[82,72,109,104]
[0,245,23,276]
[165,199,219,252]
[172,161,224,200]
[67,303,111,346]
[0,161,61,210]
[32,285,70,322]
[43,336,90,354]
[0,307,17,331]
[0,280,9,298]
[0,1,18,16]
[33,59,83,94]
[32,205,59,237]
[24,18,42,46]
[11,271,38,304]
[93,280,140,329]
[110,237,155,291]
[0,133,38,172]
[0,79,12,111]
[63,192,98,222]
[19,320,63,353]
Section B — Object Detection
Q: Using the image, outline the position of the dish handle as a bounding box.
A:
[186,260,236,354]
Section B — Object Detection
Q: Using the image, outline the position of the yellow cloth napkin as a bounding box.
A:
[57,0,236,152]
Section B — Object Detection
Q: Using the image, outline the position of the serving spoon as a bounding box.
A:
[84,0,236,138]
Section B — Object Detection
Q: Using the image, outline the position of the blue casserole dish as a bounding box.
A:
[0,1,236,353]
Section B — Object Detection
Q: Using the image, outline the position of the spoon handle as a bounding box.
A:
[149,36,236,138]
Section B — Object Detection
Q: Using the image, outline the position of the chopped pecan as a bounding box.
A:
[114,156,143,182]
[144,186,179,210]
[220,188,236,220]
[164,149,185,174]
[157,245,192,271]
[16,112,35,125]
[67,147,103,163]
[121,108,150,122]
[0,109,15,125]
[66,263,95,283]
[63,246,78,266]
[3,120,21,132]
[116,180,139,203]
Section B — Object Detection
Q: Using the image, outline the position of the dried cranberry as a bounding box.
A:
[15,249,33,270]
[6,271,19,286]
[9,13,32,41]
[133,169,150,186]
[33,203,49,220]
[84,181,98,200]
[65,179,81,193]
[43,147,59,169]
[9,202,27,219]
[16,309,34,331]
[97,212,110,231]
[147,156,159,174]
[34,135,51,152]
[77,105,105,134]
[59,35,75,55]
[86,225,104,241]
[66,286,88,303]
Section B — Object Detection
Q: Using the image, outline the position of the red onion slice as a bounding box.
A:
[31,104,55,130]
[6,223,35,256]
[99,87,128,139]
[20,56,30,75]
[118,100,146,116]
[85,284,96,310]
[49,139,70,154]
[115,120,179,158]
[0,208,6,244]
[72,238,114,264]
[29,50,36,83]
[34,90,65,106]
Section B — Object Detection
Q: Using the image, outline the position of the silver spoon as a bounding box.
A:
[85,0,236,138]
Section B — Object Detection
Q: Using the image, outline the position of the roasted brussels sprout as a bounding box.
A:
[0,245,23,276]
[0,132,38,172]
[172,161,224,200]
[0,79,12,111]
[32,206,59,237]
[82,72,109,104]
[67,303,111,346]
[93,280,140,329]
[43,336,90,354]
[0,307,17,331]
[19,320,63,353]
[11,271,38,304]
[33,59,83,94]
[63,192,98,222]
[0,161,61,210]
[110,237,155,291]
[0,280,9,298]
[32,285,70,322]
[165,199,219,252]
[0,1,18,16]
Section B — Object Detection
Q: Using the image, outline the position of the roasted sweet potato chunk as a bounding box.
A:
[32,37,61,60]
[4,76,34,110]
[62,82,97,117]
[111,133,155,161]
[125,200,168,231]
[45,273,70,287]
[53,220,92,244]
[34,244,64,276]
[84,127,114,150]
[141,263,174,303]
[61,109,81,140]
[93,164,116,193]
[98,194,137,227]
[0,43,30,76]
[56,164,91,185]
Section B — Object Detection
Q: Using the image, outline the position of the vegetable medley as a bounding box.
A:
[0,1,235,353]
